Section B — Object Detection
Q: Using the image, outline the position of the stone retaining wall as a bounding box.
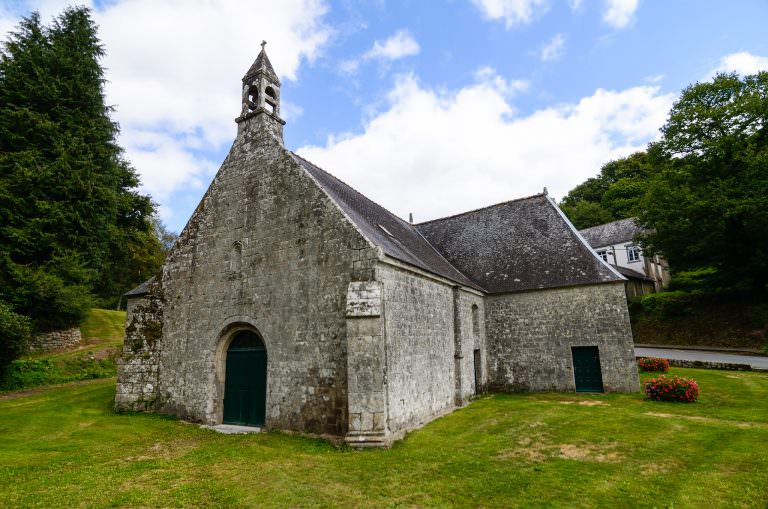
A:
[29,327,82,351]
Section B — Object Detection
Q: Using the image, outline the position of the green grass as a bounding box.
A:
[1,368,767,508]
[0,309,125,391]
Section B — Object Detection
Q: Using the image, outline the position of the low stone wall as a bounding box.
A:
[29,327,82,351]
[636,356,752,371]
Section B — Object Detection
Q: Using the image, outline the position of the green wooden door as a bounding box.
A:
[571,346,604,392]
[223,331,267,427]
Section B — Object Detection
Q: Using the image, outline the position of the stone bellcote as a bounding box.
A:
[236,41,285,142]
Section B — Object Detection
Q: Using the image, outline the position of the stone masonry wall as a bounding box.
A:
[150,113,377,436]
[453,288,487,403]
[486,282,639,393]
[345,281,388,447]
[115,281,163,411]
[378,263,485,437]
[28,327,82,351]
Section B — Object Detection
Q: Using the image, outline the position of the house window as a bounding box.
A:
[596,250,608,262]
[627,245,641,263]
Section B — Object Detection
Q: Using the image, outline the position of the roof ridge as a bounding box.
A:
[291,152,412,227]
[579,216,639,232]
[416,193,546,226]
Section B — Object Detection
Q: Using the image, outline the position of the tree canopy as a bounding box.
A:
[560,151,654,229]
[0,7,167,373]
[561,72,768,292]
[639,72,768,291]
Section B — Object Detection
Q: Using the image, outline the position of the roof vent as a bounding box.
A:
[378,224,395,237]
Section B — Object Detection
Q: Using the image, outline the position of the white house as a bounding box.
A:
[579,218,670,297]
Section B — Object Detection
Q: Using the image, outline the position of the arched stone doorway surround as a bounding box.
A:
[213,317,270,427]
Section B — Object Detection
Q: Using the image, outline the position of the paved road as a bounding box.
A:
[635,347,768,370]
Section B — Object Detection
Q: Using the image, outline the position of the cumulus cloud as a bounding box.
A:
[603,0,638,29]
[709,51,768,77]
[540,33,565,62]
[471,0,549,28]
[297,70,673,223]
[0,0,332,225]
[340,29,419,75]
[364,29,420,61]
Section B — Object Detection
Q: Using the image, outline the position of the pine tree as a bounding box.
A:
[0,6,163,346]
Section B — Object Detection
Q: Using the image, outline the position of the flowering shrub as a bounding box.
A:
[644,375,700,403]
[638,357,670,373]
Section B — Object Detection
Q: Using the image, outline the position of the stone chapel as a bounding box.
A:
[116,46,639,447]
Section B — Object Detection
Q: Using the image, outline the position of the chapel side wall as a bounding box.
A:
[148,116,376,436]
[485,282,638,393]
[378,263,485,436]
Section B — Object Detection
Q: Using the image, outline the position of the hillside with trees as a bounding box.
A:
[0,8,169,380]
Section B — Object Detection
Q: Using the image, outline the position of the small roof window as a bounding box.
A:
[378,224,394,237]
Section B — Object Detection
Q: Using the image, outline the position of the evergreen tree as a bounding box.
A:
[0,7,163,341]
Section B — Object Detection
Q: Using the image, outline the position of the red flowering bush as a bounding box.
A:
[644,375,700,403]
[638,357,670,373]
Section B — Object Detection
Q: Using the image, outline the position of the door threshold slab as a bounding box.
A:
[202,424,262,434]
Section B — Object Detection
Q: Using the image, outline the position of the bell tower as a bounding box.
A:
[236,41,285,141]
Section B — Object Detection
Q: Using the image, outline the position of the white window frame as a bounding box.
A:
[596,250,608,262]
[627,245,641,263]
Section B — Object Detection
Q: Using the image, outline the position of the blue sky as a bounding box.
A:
[2,0,768,232]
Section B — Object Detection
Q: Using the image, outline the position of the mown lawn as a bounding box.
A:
[1,368,767,508]
[1,309,125,392]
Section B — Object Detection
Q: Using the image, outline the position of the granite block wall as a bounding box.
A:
[485,282,639,393]
[117,113,378,436]
[378,263,486,438]
[28,327,81,351]
[115,280,163,411]
[345,281,388,446]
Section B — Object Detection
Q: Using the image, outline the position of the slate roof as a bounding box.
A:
[124,277,155,298]
[416,195,624,293]
[579,217,645,249]
[292,153,481,290]
[243,46,280,84]
[612,265,654,282]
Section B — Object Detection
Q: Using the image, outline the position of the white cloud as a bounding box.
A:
[474,66,529,96]
[709,51,768,77]
[298,70,673,223]
[540,33,565,62]
[471,0,549,28]
[603,0,638,29]
[364,29,420,61]
[568,0,583,10]
[341,29,420,75]
[644,74,664,84]
[0,0,332,225]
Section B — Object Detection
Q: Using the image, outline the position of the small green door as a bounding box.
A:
[223,331,267,426]
[572,346,604,392]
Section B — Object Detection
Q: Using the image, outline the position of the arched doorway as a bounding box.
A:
[223,330,267,426]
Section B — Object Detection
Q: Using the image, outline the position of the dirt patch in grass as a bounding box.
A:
[498,427,621,464]
[558,400,610,407]
[558,443,622,463]
[643,411,766,429]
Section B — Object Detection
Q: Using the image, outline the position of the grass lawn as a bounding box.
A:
[0,309,126,391]
[1,368,767,508]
